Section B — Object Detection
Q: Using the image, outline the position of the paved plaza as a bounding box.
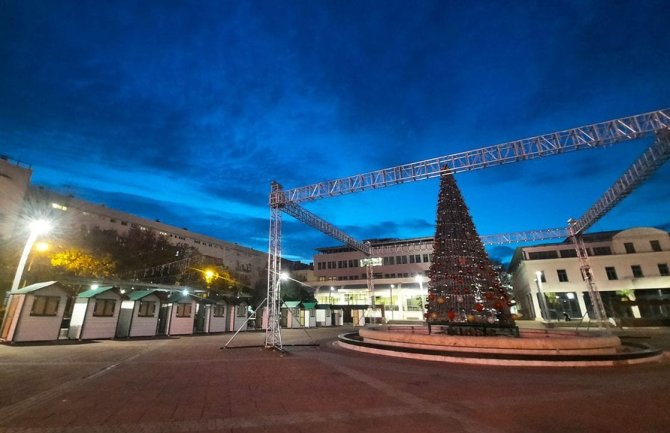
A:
[0,326,669,433]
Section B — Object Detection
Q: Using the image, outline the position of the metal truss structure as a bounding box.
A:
[282,202,370,254]
[272,109,670,205]
[265,182,283,350]
[267,109,670,347]
[571,129,670,235]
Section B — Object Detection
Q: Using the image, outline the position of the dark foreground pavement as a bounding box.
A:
[1,326,669,433]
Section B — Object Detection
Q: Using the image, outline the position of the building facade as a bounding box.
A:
[0,156,32,241]
[509,227,670,324]
[312,238,434,321]
[28,187,269,289]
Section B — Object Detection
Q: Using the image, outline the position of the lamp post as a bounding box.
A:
[11,219,51,292]
[390,284,395,321]
[330,286,335,305]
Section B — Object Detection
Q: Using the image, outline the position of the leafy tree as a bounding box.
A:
[50,248,116,278]
[281,278,316,303]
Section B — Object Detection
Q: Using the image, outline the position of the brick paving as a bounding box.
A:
[0,326,669,433]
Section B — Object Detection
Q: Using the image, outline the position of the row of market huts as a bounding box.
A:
[1,281,345,343]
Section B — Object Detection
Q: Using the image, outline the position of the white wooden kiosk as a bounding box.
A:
[0,281,69,343]
[282,301,303,328]
[116,289,164,338]
[68,286,123,340]
[207,299,229,333]
[164,292,198,336]
[230,301,251,332]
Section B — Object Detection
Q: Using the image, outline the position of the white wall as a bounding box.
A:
[208,303,228,333]
[129,295,160,337]
[79,292,122,340]
[13,287,67,342]
[168,301,196,335]
[230,305,248,332]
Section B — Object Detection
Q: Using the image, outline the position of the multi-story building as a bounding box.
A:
[313,227,670,325]
[312,237,434,321]
[0,156,32,241]
[27,187,270,289]
[509,227,670,325]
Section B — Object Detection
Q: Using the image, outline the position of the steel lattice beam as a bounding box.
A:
[283,202,371,255]
[265,182,283,350]
[272,109,670,205]
[480,228,569,246]
[571,129,670,235]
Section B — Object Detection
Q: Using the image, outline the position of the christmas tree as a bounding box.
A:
[426,171,514,327]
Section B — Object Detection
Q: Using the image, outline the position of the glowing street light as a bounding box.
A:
[204,269,217,287]
[11,219,52,292]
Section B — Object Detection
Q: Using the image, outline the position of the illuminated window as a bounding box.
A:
[176,303,192,317]
[93,299,116,317]
[30,296,60,316]
[138,301,156,317]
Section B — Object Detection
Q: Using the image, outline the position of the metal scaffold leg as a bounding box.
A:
[568,220,610,334]
[265,182,283,351]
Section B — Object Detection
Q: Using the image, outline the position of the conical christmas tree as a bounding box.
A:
[426,171,514,327]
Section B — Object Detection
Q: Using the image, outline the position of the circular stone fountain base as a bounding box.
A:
[337,326,664,367]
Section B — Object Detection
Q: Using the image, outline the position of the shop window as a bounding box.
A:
[138,301,156,317]
[631,265,644,278]
[605,266,618,280]
[237,305,247,317]
[213,305,226,317]
[624,242,636,254]
[30,296,60,316]
[557,269,568,282]
[93,299,116,317]
[176,303,192,318]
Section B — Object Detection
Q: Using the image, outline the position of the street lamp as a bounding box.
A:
[11,219,51,292]
[330,286,335,305]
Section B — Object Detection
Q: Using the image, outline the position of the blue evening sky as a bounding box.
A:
[1,0,669,263]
